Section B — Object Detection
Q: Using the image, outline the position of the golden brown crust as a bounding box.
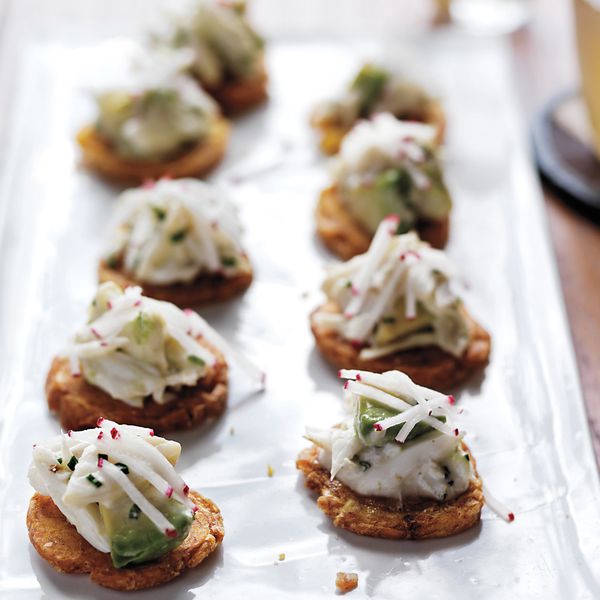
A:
[297,445,483,540]
[311,302,491,390]
[76,117,230,183]
[204,61,268,114]
[312,99,446,156]
[46,339,228,434]
[27,491,224,591]
[98,260,253,308]
[316,186,449,260]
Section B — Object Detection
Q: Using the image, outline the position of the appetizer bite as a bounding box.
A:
[311,219,490,389]
[77,64,229,182]
[28,421,224,590]
[316,114,452,259]
[99,178,252,306]
[155,0,267,113]
[311,63,445,155]
[297,370,484,539]
[47,282,262,432]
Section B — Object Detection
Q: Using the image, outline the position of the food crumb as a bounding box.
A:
[43,542,54,548]
[267,465,274,477]
[336,572,358,594]
[278,553,285,561]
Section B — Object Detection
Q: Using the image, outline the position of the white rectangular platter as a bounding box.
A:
[0,3,599,598]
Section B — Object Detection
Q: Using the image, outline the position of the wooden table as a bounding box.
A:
[511,0,600,461]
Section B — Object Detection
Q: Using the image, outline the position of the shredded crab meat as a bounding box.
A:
[345,250,408,340]
[28,422,193,553]
[345,214,400,316]
[341,369,450,404]
[321,220,464,355]
[106,178,246,285]
[86,419,195,511]
[65,284,265,403]
[332,369,513,521]
[341,371,457,442]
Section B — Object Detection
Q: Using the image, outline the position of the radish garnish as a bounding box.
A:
[482,483,515,523]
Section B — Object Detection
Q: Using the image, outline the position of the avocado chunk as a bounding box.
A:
[344,168,417,234]
[120,312,169,372]
[354,396,444,446]
[374,302,434,346]
[350,64,389,116]
[100,486,193,569]
[344,159,452,233]
[411,157,452,221]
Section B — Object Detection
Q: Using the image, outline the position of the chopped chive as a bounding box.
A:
[106,254,119,269]
[170,228,187,243]
[86,474,103,488]
[221,256,237,267]
[151,205,166,221]
[188,355,205,366]
[382,316,396,324]
[464,454,470,462]
[129,504,141,520]
[115,462,129,475]
[57,457,63,464]
[345,280,352,288]
[67,456,78,471]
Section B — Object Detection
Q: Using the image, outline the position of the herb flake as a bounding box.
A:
[188,355,205,367]
[151,205,166,221]
[86,474,103,488]
[221,256,237,267]
[170,228,188,243]
[115,462,129,475]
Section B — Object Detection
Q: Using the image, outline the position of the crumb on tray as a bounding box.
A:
[336,572,358,594]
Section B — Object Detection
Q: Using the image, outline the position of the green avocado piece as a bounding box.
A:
[373,302,434,345]
[354,396,444,447]
[96,91,134,141]
[344,158,451,232]
[100,486,193,569]
[120,312,170,373]
[344,168,417,234]
[132,312,158,345]
[350,64,389,116]
[412,160,452,220]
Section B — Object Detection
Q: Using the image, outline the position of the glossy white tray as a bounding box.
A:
[0,4,599,599]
